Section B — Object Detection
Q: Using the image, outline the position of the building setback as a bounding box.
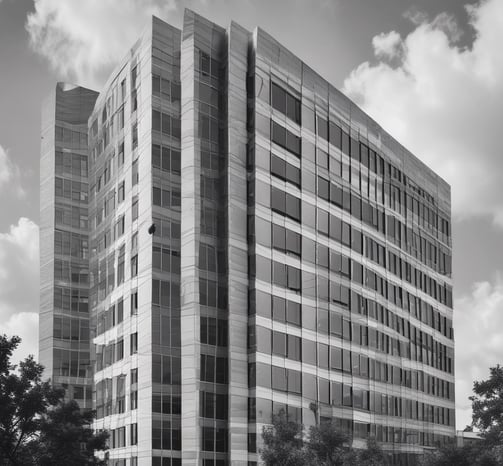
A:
[39,9,455,466]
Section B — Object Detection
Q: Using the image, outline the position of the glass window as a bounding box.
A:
[331,381,343,406]
[317,209,329,235]
[317,115,328,141]
[272,224,285,251]
[318,176,330,201]
[302,271,316,298]
[318,343,329,369]
[302,201,316,226]
[302,305,316,331]
[287,369,301,394]
[287,335,301,361]
[271,187,285,213]
[272,296,286,322]
[342,319,351,341]
[317,149,329,169]
[272,366,287,391]
[331,347,342,371]
[286,93,301,124]
[350,137,360,161]
[302,373,317,401]
[152,75,161,95]
[132,123,138,150]
[271,83,286,114]
[255,290,271,318]
[287,266,301,291]
[302,236,316,264]
[330,312,343,337]
[272,331,287,357]
[342,349,351,373]
[256,363,271,388]
[329,121,342,149]
[342,221,351,246]
[273,262,286,288]
[271,82,301,124]
[271,121,301,157]
[255,217,271,248]
[286,193,301,221]
[271,121,286,147]
[341,131,350,156]
[286,229,301,256]
[255,256,271,282]
[271,155,285,180]
[317,244,329,268]
[352,352,360,375]
[360,143,369,168]
[286,301,301,326]
[342,384,352,406]
[286,162,301,187]
[286,131,301,156]
[302,339,316,365]
[302,105,315,133]
[319,378,330,404]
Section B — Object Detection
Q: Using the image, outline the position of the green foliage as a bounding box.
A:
[0,335,63,465]
[470,365,503,446]
[261,410,309,466]
[420,443,502,466]
[27,400,109,466]
[305,419,352,466]
[420,444,475,466]
[261,410,387,466]
[0,334,108,466]
[358,437,387,466]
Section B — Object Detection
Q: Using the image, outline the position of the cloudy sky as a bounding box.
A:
[1,0,502,430]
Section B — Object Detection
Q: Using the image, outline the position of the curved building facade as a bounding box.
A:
[40,10,454,466]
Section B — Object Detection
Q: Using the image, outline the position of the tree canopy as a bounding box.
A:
[0,334,108,466]
[470,365,503,446]
[261,410,387,466]
[261,410,309,466]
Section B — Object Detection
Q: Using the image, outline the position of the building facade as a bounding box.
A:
[40,10,455,466]
[40,83,98,409]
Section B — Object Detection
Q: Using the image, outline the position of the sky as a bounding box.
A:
[0,0,502,431]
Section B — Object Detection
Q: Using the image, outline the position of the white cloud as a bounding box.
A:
[26,0,178,88]
[0,312,39,366]
[343,0,503,226]
[372,31,402,59]
[454,276,503,429]
[0,218,39,326]
[0,144,24,197]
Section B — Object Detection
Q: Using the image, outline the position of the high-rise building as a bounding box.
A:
[40,82,98,409]
[40,10,455,466]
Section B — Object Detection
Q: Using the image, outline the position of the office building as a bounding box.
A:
[40,10,455,466]
[39,82,98,409]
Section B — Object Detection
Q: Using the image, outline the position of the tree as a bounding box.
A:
[470,365,503,446]
[357,437,387,466]
[261,410,387,466]
[28,400,109,466]
[305,419,352,466]
[0,335,63,465]
[0,334,108,465]
[420,443,501,466]
[420,444,475,466]
[261,410,308,466]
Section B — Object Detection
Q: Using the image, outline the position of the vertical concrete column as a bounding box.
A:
[180,10,201,464]
[226,22,252,466]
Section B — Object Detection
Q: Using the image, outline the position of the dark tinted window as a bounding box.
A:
[271,82,301,124]
[329,121,342,149]
[317,115,328,141]
[271,121,301,157]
